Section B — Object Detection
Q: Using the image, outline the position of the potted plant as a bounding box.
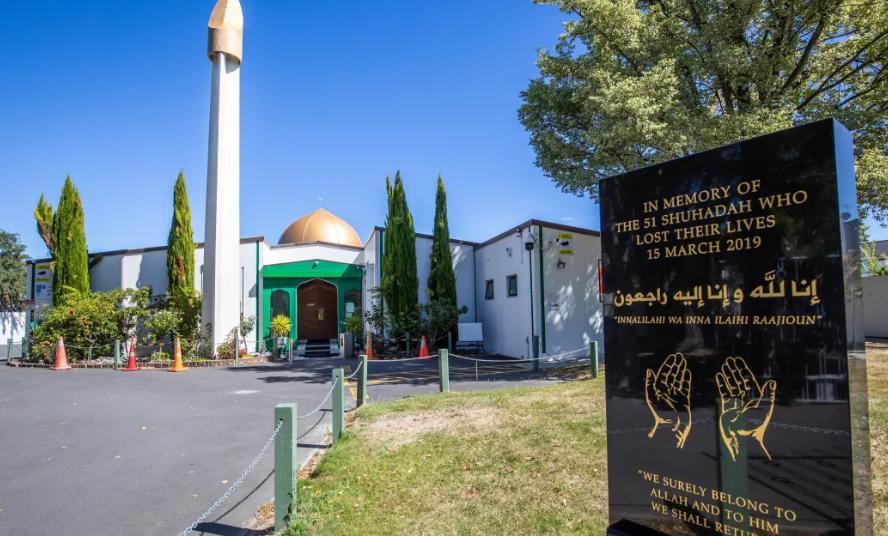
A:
[269,315,292,357]
[343,313,363,358]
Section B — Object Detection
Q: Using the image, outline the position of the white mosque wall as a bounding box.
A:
[864,276,888,338]
[536,225,603,358]
[474,231,534,359]
[362,231,380,319]
[121,250,169,293]
[263,243,362,267]
[415,236,476,321]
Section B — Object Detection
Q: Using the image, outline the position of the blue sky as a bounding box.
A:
[1,0,884,259]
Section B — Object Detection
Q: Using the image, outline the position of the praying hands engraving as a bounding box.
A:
[716,357,777,461]
[644,353,693,449]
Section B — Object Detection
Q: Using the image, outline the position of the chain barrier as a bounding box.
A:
[451,345,590,364]
[177,419,284,536]
[368,354,438,363]
[344,360,363,379]
[297,377,339,420]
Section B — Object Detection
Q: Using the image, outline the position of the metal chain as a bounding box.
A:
[450,346,589,363]
[344,360,363,379]
[368,354,438,363]
[177,419,284,536]
[297,377,339,420]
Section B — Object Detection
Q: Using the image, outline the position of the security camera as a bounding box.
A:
[560,240,570,247]
[524,232,535,251]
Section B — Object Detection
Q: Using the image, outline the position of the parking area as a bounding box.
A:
[0,355,574,536]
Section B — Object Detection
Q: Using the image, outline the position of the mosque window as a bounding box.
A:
[344,289,361,317]
[507,275,518,297]
[485,280,494,300]
[271,290,289,320]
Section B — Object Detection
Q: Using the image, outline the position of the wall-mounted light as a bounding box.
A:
[506,247,513,257]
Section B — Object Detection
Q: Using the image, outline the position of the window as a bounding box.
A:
[344,289,361,318]
[507,275,518,297]
[485,279,494,300]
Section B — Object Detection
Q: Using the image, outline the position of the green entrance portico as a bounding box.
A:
[261,260,363,349]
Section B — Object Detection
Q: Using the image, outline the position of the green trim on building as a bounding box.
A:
[262,260,363,342]
[263,260,363,279]
[255,241,260,353]
[528,233,534,351]
[538,225,546,353]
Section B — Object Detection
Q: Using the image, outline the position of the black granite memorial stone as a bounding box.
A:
[599,120,872,536]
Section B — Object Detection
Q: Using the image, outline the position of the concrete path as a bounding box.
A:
[0,356,571,536]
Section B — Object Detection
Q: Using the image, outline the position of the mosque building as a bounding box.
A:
[24,209,603,359]
[22,0,604,359]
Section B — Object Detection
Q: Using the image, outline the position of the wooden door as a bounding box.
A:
[297,279,338,340]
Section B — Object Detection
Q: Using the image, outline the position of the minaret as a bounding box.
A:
[203,0,243,346]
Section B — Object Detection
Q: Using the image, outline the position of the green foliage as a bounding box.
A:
[344,314,363,335]
[520,0,888,223]
[34,194,55,257]
[0,230,28,312]
[381,172,419,316]
[32,291,118,361]
[427,176,457,307]
[238,314,257,353]
[167,172,195,295]
[421,300,468,346]
[144,309,181,345]
[364,290,387,337]
[52,176,90,305]
[862,241,888,276]
[269,314,292,337]
[170,288,202,342]
[108,287,152,342]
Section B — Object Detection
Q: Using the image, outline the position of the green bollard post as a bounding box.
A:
[532,335,540,373]
[357,354,368,407]
[591,340,599,379]
[405,332,411,359]
[114,340,120,369]
[274,403,298,532]
[6,338,11,360]
[438,349,450,392]
[447,331,452,354]
[332,368,344,441]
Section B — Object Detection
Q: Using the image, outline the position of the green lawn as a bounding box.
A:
[280,345,888,535]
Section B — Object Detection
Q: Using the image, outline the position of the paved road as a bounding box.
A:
[0,355,576,536]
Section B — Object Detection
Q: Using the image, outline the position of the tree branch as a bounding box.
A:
[781,15,827,93]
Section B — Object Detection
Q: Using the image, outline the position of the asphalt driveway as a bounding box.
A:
[0,355,574,536]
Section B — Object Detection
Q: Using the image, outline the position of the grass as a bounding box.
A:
[280,346,888,535]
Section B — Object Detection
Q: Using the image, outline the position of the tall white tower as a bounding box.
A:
[203,0,243,345]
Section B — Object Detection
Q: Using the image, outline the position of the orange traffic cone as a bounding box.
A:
[419,336,430,359]
[51,337,71,370]
[168,336,188,372]
[122,338,140,371]
[366,331,374,360]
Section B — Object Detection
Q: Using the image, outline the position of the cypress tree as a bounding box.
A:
[167,171,195,295]
[381,172,418,316]
[427,175,457,306]
[52,176,90,305]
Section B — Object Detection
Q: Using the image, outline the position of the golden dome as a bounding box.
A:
[278,208,363,248]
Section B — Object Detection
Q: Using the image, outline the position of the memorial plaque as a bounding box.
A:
[599,119,872,536]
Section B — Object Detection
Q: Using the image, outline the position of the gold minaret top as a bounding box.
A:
[208,0,244,63]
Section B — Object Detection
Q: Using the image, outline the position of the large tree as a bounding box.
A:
[520,0,888,223]
[167,171,195,296]
[381,172,419,317]
[0,230,28,312]
[427,175,457,306]
[52,176,90,305]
